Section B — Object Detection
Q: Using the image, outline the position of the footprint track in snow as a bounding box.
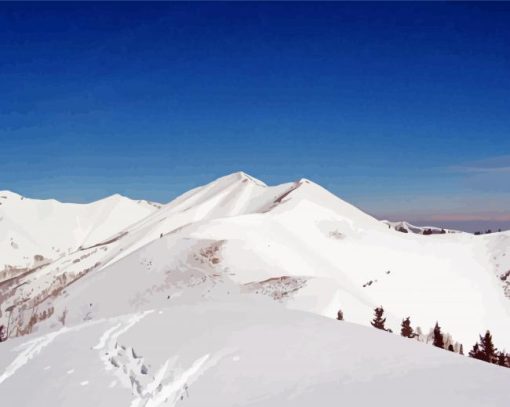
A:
[93,311,231,407]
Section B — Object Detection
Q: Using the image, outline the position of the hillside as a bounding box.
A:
[0,191,159,277]
[1,298,509,407]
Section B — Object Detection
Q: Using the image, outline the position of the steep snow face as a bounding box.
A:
[0,191,158,274]
[92,173,352,267]
[0,299,509,407]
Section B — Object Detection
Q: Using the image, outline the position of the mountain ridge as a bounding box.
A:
[1,172,510,347]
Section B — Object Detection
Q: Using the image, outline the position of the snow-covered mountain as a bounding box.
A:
[0,191,159,277]
[1,172,510,405]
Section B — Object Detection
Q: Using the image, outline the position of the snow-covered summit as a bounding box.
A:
[221,170,268,186]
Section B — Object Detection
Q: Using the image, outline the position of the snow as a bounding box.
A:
[1,299,509,406]
[1,172,510,405]
[0,191,158,272]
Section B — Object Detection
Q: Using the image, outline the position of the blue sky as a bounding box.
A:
[1,2,509,230]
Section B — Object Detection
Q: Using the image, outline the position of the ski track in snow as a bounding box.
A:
[91,310,234,407]
[93,323,123,350]
[0,309,229,406]
[94,310,154,373]
[0,320,109,384]
[140,354,210,407]
[0,331,66,385]
[130,350,231,407]
[0,320,103,385]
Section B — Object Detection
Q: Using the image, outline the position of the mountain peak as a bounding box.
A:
[97,193,128,203]
[220,171,267,187]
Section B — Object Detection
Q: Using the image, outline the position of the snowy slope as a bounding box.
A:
[0,298,509,407]
[0,191,159,276]
[1,171,510,396]
[184,210,510,348]
[2,171,510,405]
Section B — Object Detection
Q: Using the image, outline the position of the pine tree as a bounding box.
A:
[0,325,6,342]
[497,352,508,367]
[432,322,444,349]
[371,307,388,331]
[337,309,344,321]
[469,343,484,360]
[400,317,415,338]
[448,344,454,352]
[459,344,464,355]
[479,330,497,363]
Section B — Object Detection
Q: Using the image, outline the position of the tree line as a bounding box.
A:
[337,306,510,368]
[474,229,502,235]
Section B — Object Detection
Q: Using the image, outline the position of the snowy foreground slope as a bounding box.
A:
[1,298,509,407]
[1,172,510,405]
